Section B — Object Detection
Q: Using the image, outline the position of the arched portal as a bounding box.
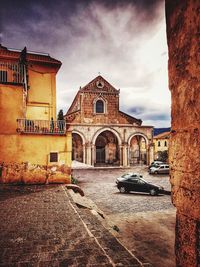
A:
[95,130,119,166]
[129,134,148,165]
[72,133,84,162]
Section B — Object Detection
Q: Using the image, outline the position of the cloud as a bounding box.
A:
[1,0,170,128]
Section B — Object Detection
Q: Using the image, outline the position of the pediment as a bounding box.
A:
[80,75,119,93]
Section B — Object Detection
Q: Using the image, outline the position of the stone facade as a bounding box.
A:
[65,76,154,167]
[0,162,71,184]
[166,0,200,266]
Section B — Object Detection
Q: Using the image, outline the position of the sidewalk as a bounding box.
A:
[0,185,145,267]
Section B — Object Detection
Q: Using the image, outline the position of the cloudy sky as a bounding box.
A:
[1,0,171,127]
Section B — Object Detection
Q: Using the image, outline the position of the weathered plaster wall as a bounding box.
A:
[0,132,72,166]
[27,65,57,120]
[0,85,23,133]
[165,0,200,266]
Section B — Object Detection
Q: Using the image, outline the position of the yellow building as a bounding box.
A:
[0,44,71,183]
[153,131,170,162]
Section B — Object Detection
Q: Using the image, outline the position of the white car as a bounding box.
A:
[149,164,169,174]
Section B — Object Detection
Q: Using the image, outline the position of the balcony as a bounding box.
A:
[17,119,66,135]
[0,62,24,84]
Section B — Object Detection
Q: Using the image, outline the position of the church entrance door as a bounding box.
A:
[96,147,105,163]
[95,130,119,166]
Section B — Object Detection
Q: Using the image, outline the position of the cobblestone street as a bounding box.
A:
[0,185,143,267]
[73,166,176,267]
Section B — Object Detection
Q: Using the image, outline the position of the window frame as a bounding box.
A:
[94,97,107,114]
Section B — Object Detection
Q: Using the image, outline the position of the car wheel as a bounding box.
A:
[150,189,157,196]
[119,186,126,193]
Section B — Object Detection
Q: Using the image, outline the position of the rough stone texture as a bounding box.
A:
[47,172,71,184]
[175,212,199,267]
[165,0,200,266]
[0,184,142,266]
[0,162,71,185]
[23,169,48,184]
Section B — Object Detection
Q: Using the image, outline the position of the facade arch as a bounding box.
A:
[72,131,86,163]
[72,130,86,145]
[128,132,149,165]
[93,128,121,166]
[127,132,149,146]
[92,127,122,146]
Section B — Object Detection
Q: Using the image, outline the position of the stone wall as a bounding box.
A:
[165,0,200,266]
[0,162,71,184]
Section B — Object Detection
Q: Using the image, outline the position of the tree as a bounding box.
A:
[158,150,168,163]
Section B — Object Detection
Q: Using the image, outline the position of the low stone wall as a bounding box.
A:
[0,162,71,185]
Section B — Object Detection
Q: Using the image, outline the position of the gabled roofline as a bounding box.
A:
[80,75,119,93]
[65,90,81,115]
[154,131,171,139]
[119,110,142,125]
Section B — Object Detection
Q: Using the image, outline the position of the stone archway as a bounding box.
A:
[128,133,148,165]
[72,133,84,163]
[94,130,120,166]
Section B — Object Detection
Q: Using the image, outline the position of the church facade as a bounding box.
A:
[65,76,154,167]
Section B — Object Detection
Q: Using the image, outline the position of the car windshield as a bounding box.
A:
[139,178,146,184]
[121,173,143,179]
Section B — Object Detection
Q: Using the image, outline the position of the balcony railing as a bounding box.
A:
[0,62,24,84]
[17,119,66,135]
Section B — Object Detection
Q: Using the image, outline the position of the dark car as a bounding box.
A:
[116,173,164,196]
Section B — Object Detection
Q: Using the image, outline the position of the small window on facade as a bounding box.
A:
[164,141,167,147]
[0,70,8,83]
[50,152,58,162]
[158,141,161,147]
[96,100,104,113]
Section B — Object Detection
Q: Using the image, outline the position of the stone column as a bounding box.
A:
[86,143,92,166]
[83,144,86,164]
[119,145,123,167]
[127,146,130,167]
[148,143,154,165]
[123,143,129,167]
[166,1,200,266]
[91,144,96,166]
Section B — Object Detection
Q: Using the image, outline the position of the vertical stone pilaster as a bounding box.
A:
[127,145,130,167]
[119,145,123,167]
[83,144,86,164]
[86,143,92,166]
[123,143,128,167]
[91,144,95,166]
[148,143,154,165]
[165,0,200,266]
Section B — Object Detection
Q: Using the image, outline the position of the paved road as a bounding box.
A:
[72,166,176,267]
[0,184,143,267]
[73,166,173,215]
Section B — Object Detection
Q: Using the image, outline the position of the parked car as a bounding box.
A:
[116,173,164,196]
[149,164,169,174]
[148,161,164,169]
